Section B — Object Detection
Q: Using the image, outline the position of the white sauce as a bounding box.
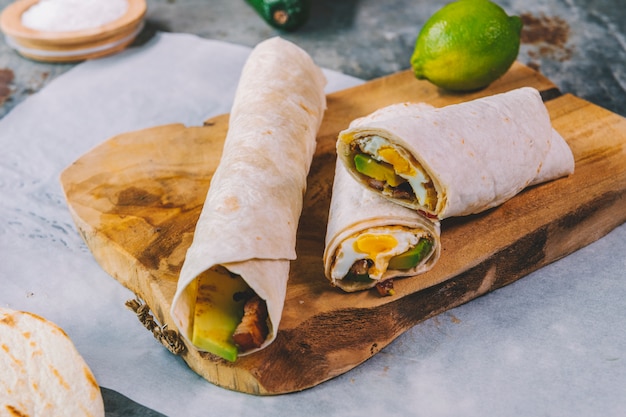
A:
[22,0,129,32]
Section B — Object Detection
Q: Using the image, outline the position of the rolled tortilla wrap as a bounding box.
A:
[337,87,575,219]
[170,37,327,360]
[323,160,441,293]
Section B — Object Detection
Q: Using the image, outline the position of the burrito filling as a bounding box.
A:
[332,226,434,285]
[350,135,437,212]
[191,265,269,362]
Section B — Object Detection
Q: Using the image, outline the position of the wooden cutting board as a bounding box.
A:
[60,62,626,395]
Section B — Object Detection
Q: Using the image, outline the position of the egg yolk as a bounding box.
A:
[354,234,397,258]
[378,146,415,176]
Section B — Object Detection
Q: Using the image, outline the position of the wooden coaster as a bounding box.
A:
[0,0,146,62]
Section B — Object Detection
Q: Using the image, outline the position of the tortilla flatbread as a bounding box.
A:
[170,37,327,359]
[324,158,441,293]
[0,307,104,417]
[337,87,575,219]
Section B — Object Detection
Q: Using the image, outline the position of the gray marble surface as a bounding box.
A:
[1,0,625,117]
[1,1,625,416]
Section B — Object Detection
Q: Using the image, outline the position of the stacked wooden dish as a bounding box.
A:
[0,0,146,62]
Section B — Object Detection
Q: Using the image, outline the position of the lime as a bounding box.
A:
[410,0,523,91]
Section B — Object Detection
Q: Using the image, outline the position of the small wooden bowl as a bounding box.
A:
[0,0,147,62]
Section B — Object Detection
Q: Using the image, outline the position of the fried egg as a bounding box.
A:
[359,135,432,207]
[332,226,421,281]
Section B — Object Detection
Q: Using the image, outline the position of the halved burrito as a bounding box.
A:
[324,160,441,295]
[336,87,575,219]
[0,307,105,417]
[170,37,327,361]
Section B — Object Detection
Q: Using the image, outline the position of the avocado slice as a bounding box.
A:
[191,267,250,362]
[354,153,403,187]
[388,238,433,270]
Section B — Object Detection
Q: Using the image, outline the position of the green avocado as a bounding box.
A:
[354,153,403,187]
[191,267,250,362]
[388,238,433,270]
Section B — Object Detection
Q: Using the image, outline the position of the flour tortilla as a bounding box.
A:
[337,87,575,219]
[170,37,327,356]
[324,160,441,292]
[0,307,104,417]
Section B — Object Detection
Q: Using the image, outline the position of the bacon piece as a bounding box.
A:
[391,188,412,200]
[375,279,395,297]
[418,209,439,220]
[349,259,372,276]
[232,295,269,352]
[366,177,385,191]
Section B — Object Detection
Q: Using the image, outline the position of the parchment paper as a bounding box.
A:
[1,31,624,417]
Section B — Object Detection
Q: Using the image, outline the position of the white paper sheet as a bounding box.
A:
[0,31,361,414]
[1,31,625,417]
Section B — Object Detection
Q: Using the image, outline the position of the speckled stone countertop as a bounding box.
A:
[1,1,625,416]
[1,0,625,118]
